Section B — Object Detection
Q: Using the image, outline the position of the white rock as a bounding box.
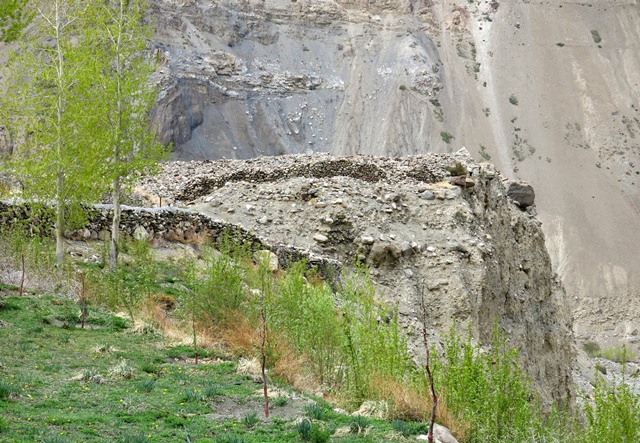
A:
[313,233,329,243]
[254,250,279,272]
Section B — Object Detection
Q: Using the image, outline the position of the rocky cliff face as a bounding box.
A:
[147,0,640,348]
[138,151,575,407]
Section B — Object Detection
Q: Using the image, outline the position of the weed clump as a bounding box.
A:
[445,161,468,177]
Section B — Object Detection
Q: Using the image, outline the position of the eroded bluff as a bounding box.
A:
[139,152,575,407]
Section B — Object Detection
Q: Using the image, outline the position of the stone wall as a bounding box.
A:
[0,201,341,280]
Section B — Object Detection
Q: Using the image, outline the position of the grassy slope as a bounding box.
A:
[0,287,419,443]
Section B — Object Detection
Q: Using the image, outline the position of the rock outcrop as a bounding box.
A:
[138,152,575,407]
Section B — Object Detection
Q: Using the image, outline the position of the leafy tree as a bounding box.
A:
[1,0,104,264]
[0,0,31,43]
[1,0,166,267]
[84,0,167,269]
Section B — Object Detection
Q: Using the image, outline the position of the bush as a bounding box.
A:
[582,341,601,357]
[185,243,247,325]
[597,345,635,363]
[268,262,344,387]
[440,132,454,144]
[433,326,547,442]
[582,376,640,442]
[509,94,519,105]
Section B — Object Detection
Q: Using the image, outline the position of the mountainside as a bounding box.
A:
[148,0,640,347]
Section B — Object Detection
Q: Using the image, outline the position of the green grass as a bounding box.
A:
[0,292,418,442]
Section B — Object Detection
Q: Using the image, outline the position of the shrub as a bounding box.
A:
[509,94,519,105]
[445,161,467,177]
[268,262,344,387]
[185,243,247,325]
[597,345,635,363]
[242,412,259,428]
[0,380,17,400]
[440,132,454,144]
[582,375,640,442]
[296,419,331,443]
[433,326,547,443]
[582,341,601,357]
[304,402,331,421]
[590,30,602,44]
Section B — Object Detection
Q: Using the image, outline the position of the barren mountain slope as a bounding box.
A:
[147,0,640,347]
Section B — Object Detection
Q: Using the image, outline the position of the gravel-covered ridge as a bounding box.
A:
[137,151,474,205]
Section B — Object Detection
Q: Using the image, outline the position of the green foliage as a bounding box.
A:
[0,0,31,42]
[84,239,161,318]
[582,375,640,442]
[433,326,545,442]
[338,269,413,403]
[0,0,167,266]
[304,402,332,421]
[268,261,344,386]
[440,131,455,144]
[590,30,602,44]
[242,412,259,428]
[445,161,468,176]
[509,94,519,105]
[0,0,110,263]
[391,419,425,436]
[0,380,18,400]
[184,243,247,324]
[595,345,635,363]
[349,415,371,434]
[582,341,601,357]
[296,419,331,443]
[83,0,169,269]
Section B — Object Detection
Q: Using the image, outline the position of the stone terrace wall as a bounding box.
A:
[0,201,341,279]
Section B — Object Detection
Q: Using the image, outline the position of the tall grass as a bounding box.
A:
[85,239,159,318]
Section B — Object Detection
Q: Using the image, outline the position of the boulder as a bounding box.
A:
[506,180,535,208]
[368,241,402,267]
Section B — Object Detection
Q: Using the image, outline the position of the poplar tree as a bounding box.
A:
[86,0,167,269]
[1,0,166,267]
[1,0,102,264]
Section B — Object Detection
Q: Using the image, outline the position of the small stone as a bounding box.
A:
[400,242,414,257]
[361,235,375,245]
[257,216,269,224]
[313,233,329,243]
[254,250,279,272]
[420,190,435,200]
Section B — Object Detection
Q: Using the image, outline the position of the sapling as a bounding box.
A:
[418,281,440,443]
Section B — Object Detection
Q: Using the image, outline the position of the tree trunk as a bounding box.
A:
[109,174,120,270]
[55,170,65,265]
